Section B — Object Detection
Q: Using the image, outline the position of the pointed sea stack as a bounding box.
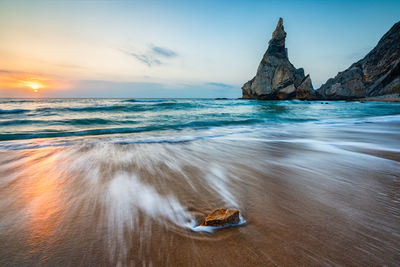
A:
[242,18,316,100]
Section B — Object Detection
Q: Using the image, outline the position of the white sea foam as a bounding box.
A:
[104,171,196,261]
[106,172,194,226]
[204,165,238,207]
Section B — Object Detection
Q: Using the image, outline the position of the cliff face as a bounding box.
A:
[242,18,316,100]
[318,21,400,99]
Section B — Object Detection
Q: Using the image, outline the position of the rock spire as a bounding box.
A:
[242,18,316,100]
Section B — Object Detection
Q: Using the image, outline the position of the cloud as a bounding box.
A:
[151,46,178,58]
[129,53,162,67]
[53,62,86,70]
[0,69,12,73]
[206,82,234,89]
[124,44,178,67]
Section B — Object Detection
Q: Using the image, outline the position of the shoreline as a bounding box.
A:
[238,96,400,102]
[358,96,400,102]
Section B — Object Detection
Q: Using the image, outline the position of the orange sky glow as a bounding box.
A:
[0,72,60,93]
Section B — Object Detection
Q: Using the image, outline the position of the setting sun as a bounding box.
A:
[0,72,53,94]
[0,71,67,96]
[23,81,42,91]
[30,83,40,90]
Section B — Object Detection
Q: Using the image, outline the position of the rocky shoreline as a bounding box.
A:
[242,18,400,101]
[358,94,400,102]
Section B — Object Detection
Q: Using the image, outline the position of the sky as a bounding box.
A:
[0,0,399,98]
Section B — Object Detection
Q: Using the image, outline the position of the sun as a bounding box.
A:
[26,81,42,90]
[0,74,55,93]
[18,80,45,92]
[29,83,40,90]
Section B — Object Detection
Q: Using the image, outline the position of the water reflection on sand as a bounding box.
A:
[0,120,400,266]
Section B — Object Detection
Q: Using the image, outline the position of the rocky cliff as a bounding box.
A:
[242,18,316,100]
[318,21,400,99]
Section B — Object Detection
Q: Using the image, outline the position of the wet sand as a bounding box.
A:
[0,121,400,266]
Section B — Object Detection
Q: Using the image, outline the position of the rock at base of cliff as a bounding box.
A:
[201,208,240,227]
[296,75,318,100]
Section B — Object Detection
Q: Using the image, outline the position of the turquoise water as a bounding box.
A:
[1,98,400,146]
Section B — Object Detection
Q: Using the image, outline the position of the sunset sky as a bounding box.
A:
[1,0,399,98]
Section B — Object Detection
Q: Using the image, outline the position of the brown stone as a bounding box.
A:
[200,208,240,227]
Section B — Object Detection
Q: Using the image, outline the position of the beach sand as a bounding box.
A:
[0,121,399,266]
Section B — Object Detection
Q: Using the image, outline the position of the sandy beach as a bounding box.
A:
[1,114,399,266]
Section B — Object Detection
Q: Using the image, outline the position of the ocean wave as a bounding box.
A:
[0,108,29,114]
[0,119,42,126]
[29,102,203,113]
[123,99,168,103]
[311,114,400,126]
[362,114,400,123]
[0,100,255,116]
[0,118,263,141]
[35,105,128,113]
[1,118,141,127]
[133,101,202,110]
[0,99,35,104]
[2,113,400,142]
[68,105,127,111]
[0,132,232,150]
[182,118,264,128]
[0,127,153,141]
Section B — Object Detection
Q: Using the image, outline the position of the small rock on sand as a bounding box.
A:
[201,208,240,227]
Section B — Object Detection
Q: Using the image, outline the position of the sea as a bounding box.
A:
[0,98,399,266]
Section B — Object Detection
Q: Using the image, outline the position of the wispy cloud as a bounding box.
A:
[150,45,177,58]
[129,53,162,67]
[206,82,234,89]
[53,62,86,70]
[123,44,178,67]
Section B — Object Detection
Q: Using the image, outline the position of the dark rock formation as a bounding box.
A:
[296,75,316,100]
[318,21,400,99]
[242,18,316,100]
[200,208,240,227]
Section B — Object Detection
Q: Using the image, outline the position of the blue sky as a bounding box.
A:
[0,0,399,97]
